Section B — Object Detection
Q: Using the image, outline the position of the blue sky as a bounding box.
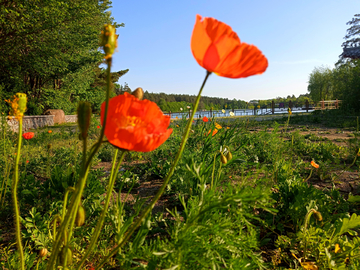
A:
[109,0,358,102]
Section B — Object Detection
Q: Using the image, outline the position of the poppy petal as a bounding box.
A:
[191,14,268,79]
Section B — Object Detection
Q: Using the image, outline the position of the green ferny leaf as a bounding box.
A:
[335,213,360,238]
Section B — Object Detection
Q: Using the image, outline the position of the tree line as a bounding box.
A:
[116,86,312,113]
[307,14,360,111]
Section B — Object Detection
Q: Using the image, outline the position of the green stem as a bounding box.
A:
[13,117,25,270]
[284,114,291,134]
[62,138,87,269]
[46,60,112,269]
[303,208,318,259]
[77,150,126,270]
[62,187,75,221]
[211,154,216,189]
[96,70,212,269]
[304,169,313,182]
[51,215,61,241]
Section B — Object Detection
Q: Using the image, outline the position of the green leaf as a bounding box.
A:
[348,194,360,203]
[335,213,360,238]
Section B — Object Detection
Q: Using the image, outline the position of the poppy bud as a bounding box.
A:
[39,248,48,257]
[77,101,92,140]
[226,151,233,161]
[100,24,117,60]
[75,204,86,227]
[5,93,27,121]
[220,153,227,164]
[60,247,73,266]
[16,93,27,116]
[313,210,323,222]
[131,87,144,100]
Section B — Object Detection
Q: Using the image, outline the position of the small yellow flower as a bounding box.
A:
[335,244,341,253]
[176,125,179,128]
[288,108,292,115]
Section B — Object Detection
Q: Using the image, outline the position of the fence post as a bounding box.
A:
[335,99,338,109]
[305,100,309,112]
[321,100,325,110]
[271,100,275,114]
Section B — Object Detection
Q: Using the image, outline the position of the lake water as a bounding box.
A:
[164,107,314,119]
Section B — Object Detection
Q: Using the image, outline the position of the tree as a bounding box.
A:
[338,14,360,64]
[0,0,124,114]
[307,67,334,102]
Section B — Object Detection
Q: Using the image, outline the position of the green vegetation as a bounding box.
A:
[1,111,360,269]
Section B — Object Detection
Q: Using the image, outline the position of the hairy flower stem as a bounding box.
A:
[284,113,291,134]
[96,70,212,269]
[46,60,112,270]
[77,150,126,270]
[13,117,25,270]
[303,209,321,259]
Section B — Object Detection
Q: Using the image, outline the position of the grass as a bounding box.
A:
[1,110,360,269]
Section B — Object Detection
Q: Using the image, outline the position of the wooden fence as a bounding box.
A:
[314,100,341,110]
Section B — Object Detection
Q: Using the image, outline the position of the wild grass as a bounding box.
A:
[1,110,360,269]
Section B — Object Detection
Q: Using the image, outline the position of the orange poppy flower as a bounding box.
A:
[207,128,218,136]
[203,116,209,122]
[311,161,319,169]
[22,132,34,140]
[48,130,52,133]
[100,92,173,152]
[191,15,268,78]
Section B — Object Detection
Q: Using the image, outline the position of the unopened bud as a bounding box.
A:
[100,24,117,60]
[60,247,73,266]
[314,210,323,222]
[75,204,86,227]
[39,248,48,258]
[220,153,227,164]
[226,150,233,161]
[77,101,92,140]
[131,87,144,100]
[16,93,27,115]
